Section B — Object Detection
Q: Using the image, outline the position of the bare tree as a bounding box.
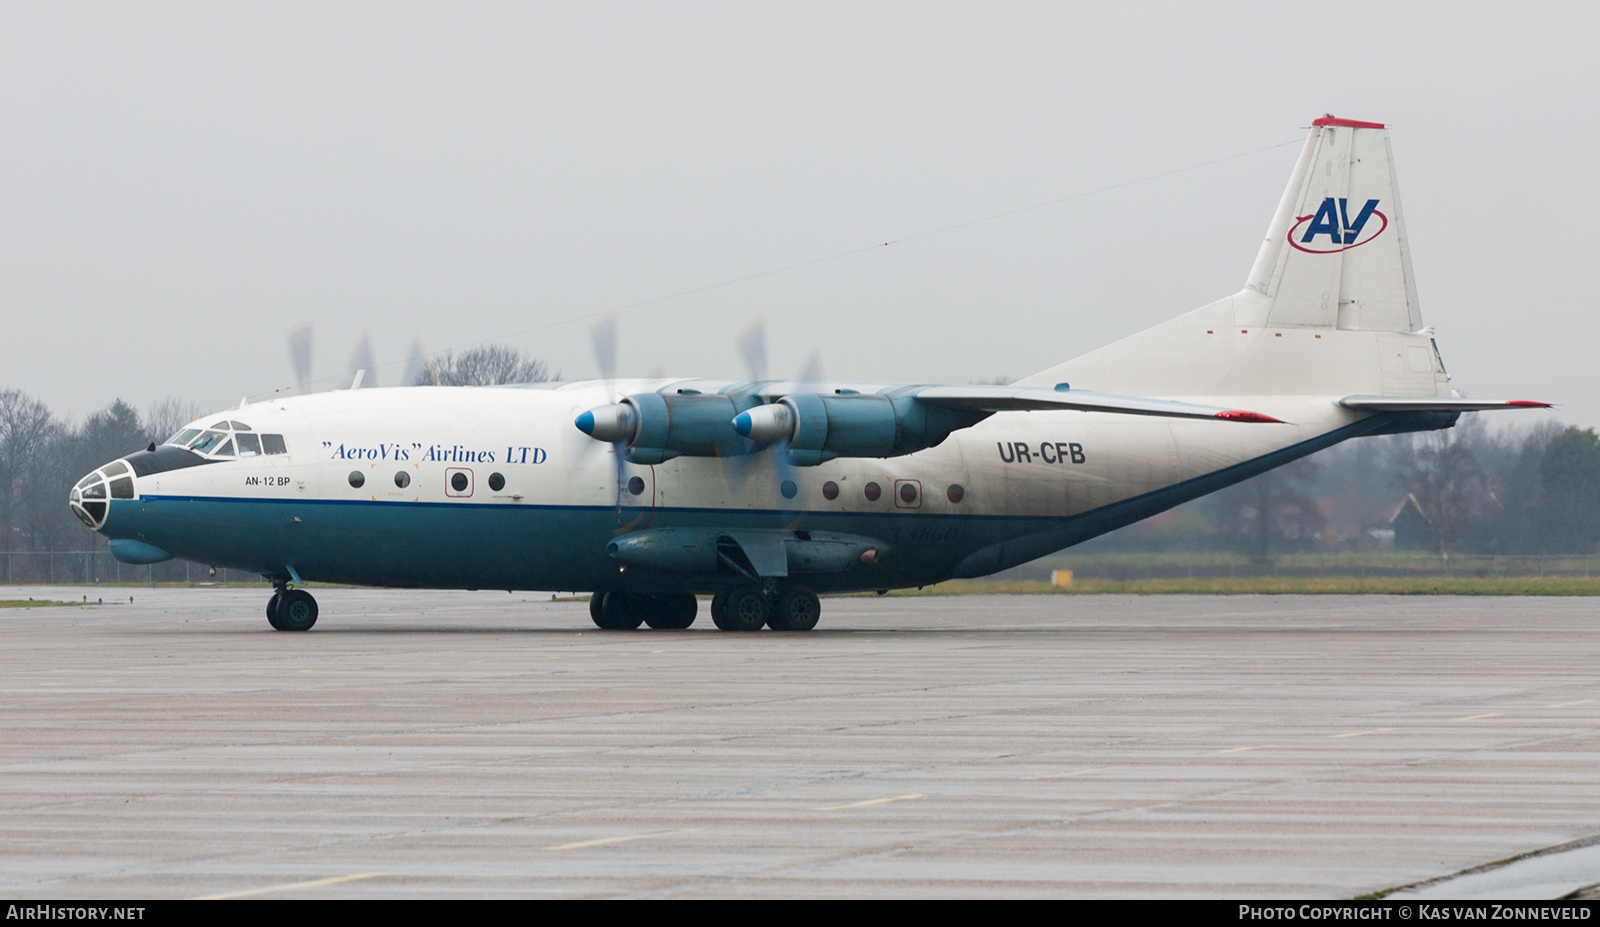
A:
[414,344,555,386]
[145,397,203,445]
[0,389,60,552]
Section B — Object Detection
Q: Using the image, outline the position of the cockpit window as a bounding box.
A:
[76,473,100,490]
[189,431,228,453]
[102,461,128,478]
[171,420,284,459]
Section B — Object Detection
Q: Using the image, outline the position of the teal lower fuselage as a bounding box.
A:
[96,406,1423,593]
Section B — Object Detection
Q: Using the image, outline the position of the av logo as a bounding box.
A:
[1288,197,1388,253]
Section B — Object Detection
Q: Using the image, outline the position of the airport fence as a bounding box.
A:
[5,549,1599,588]
[1013,551,1600,582]
[0,550,264,586]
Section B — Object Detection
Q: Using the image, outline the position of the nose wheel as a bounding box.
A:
[267,588,318,631]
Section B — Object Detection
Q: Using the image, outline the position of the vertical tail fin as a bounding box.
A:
[1245,116,1422,333]
[1020,116,1451,399]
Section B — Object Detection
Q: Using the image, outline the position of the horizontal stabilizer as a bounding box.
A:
[914,386,1284,423]
[1339,396,1552,412]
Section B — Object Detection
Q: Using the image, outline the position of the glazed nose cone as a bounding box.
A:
[68,461,135,530]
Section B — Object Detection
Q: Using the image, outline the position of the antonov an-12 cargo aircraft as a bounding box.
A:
[70,116,1547,632]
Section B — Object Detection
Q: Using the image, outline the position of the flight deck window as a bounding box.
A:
[262,434,287,455]
[229,421,252,431]
[168,429,200,447]
[235,433,261,456]
[109,477,134,499]
[189,431,226,453]
[102,461,128,477]
[214,439,235,457]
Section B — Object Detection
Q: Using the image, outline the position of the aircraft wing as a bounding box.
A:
[913,386,1284,423]
[1339,396,1552,412]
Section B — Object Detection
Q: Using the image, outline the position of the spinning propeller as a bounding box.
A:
[284,324,432,394]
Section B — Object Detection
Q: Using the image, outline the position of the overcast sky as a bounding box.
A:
[3,2,1595,430]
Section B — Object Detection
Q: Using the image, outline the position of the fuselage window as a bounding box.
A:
[235,433,262,456]
[349,471,365,488]
[488,472,505,492]
[394,471,411,489]
[262,434,287,455]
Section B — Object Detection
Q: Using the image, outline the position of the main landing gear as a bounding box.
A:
[589,592,697,630]
[266,586,318,631]
[590,585,821,632]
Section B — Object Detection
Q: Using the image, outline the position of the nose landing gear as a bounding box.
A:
[266,587,318,631]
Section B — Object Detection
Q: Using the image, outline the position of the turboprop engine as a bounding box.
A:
[731,392,984,465]
[575,389,986,466]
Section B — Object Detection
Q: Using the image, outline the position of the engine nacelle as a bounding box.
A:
[576,392,761,464]
[732,393,986,466]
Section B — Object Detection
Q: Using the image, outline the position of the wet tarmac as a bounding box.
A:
[1,588,1596,898]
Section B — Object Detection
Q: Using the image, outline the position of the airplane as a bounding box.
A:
[68,116,1549,633]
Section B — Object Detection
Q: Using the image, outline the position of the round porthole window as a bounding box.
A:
[488,472,505,492]
[348,471,365,488]
[628,475,646,496]
[394,471,411,489]
[780,480,797,499]
[947,483,964,503]
[822,480,839,500]
[864,481,881,501]
[451,471,469,492]
[899,482,918,504]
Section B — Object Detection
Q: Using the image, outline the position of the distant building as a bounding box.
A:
[1374,494,1436,551]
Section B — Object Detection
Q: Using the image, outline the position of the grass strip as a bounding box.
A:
[878,576,1600,596]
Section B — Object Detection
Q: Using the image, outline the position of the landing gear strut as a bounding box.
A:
[267,585,318,631]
